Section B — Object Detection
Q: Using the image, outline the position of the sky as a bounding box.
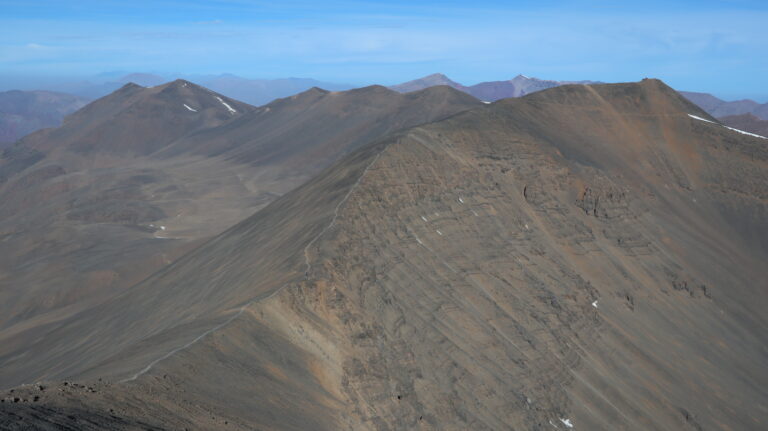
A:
[1,0,767,101]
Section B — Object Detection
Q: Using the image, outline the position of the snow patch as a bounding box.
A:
[724,125,767,139]
[560,418,573,428]
[215,96,237,114]
[436,230,443,236]
[160,225,166,231]
[421,216,428,222]
[482,101,491,104]
[689,113,767,139]
[183,104,197,112]
[592,300,598,308]
[688,114,715,124]
[458,197,464,204]
[471,210,479,217]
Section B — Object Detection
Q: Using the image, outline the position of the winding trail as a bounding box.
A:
[120,151,383,383]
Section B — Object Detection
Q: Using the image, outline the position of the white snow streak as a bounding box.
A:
[421,216,428,222]
[560,418,574,428]
[688,114,766,139]
[215,96,237,114]
[436,230,443,236]
[458,197,464,203]
[183,104,197,112]
[687,114,715,124]
[592,300,598,308]
[724,125,767,139]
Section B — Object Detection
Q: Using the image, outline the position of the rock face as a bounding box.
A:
[0,90,89,148]
[1,79,767,430]
[389,73,469,94]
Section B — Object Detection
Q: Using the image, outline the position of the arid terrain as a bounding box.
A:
[0,90,89,148]
[0,78,765,430]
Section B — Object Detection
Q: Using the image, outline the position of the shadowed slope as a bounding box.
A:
[0,83,480,363]
[158,85,480,171]
[20,79,254,158]
[2,80,766,430]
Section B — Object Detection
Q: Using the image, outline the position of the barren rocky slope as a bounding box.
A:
[2,79,767,430]
[0,81,480,333]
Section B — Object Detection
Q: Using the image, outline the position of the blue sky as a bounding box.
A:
[1,0,767,100]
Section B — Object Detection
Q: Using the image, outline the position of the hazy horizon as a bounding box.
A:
[1,1,767,102]
[1,70,767,104]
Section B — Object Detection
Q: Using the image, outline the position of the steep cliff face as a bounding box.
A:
[2,80,766,430]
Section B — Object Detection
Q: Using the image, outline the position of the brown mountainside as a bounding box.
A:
[0,82,480,333]
[1,79,766,430]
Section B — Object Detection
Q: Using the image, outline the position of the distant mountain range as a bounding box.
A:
[6,73,355,107]
[680,91,768,120]
[0,90,89,148]
[390,73,598,101]
[390,73,768,135]
[3,72,767,146]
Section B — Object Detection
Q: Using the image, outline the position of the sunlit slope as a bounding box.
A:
[2,79,766,430]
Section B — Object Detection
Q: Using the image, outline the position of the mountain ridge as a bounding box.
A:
[0,80,481,344]
[2,79,765,430]
[390,72,600,101]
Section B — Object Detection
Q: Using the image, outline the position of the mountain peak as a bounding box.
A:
[390,73,466,94]
[118,82,144,91]
[21,80,254,156]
